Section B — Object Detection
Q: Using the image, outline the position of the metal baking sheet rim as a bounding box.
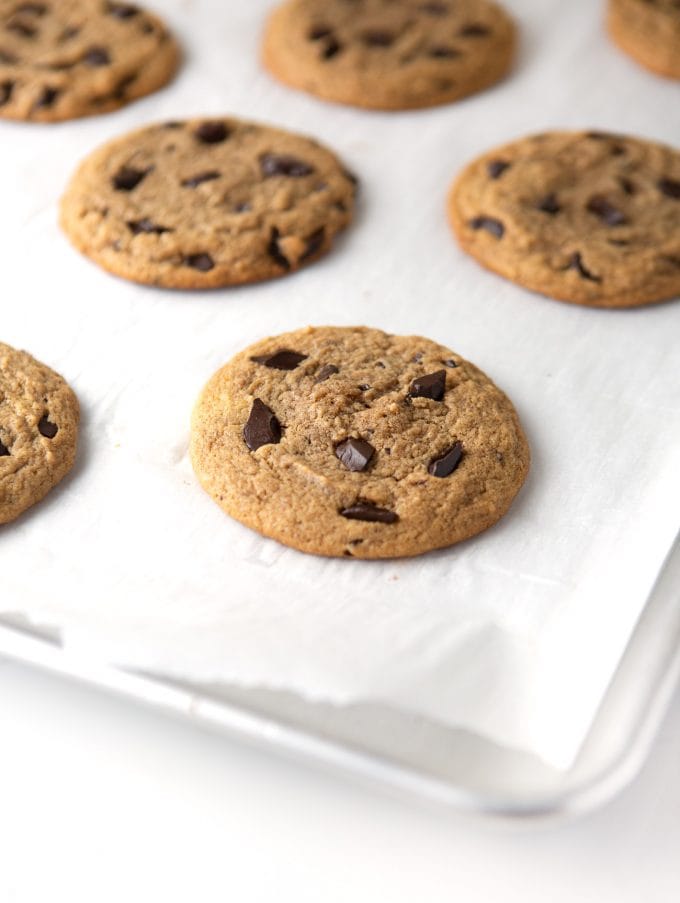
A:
[1,531,678,820]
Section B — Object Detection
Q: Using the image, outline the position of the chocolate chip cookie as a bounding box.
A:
[60,117,358,289]
[0,342,79,524]
[190,326,530,559]
[262,0,516,111]
[607,0,680,80]
[0,1,180,122]
[448,131,680,308]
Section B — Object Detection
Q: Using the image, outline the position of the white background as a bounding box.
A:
[0,657,679,902]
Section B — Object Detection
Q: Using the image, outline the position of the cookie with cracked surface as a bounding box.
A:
[607,0,680,80]
[262,0,516,111]
[448,131,680,308]
[0,342,79,524]
[190,326,530,559]
[60,117,358,289]
[0,1,180,122]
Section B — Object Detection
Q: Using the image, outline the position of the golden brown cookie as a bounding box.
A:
[190,326,530,559]
[0,342,79,524]
[0,0,180,122]
[448,131,680,308]
[60,117,358,289]
[262,0,516,111]
[607,0,680,80]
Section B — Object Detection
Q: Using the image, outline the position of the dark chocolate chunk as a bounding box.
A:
[322,36,342,59]
[459,23,490,36]
[0,440,10,456]
[250,349,308,370]
[309,25,333,40]
[300,227,325,262]
[469,215,504,238]
[112,166,149,191]
[33,85,59,108]
[243,399,281,452]
[83,46,111,66]
[267,227,290,270]
[567,252,601,282]
[409,370,446,401]
[0,80,14,106]
[184,253,214,272]
[260,153,315,178]
[340,501,398,524]
[195,121,229,144]
[362,30,394,46]
[586,195,627,226]
[428,441,463,478]
[127,218,171,235]
[181,170,221,188]
[315,364,339,382]
[38,415,57,439]
[659,178,680,199]
[429,45,461,58]
[335,437,375,472]
[536,193,561,214]
[107,3,139,19]
[487,159,510,179]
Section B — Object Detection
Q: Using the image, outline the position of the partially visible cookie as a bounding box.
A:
[60,118,358,289]
[448,131,680,308]
[607,0,680,80]
[0,0,180,122]
[0,343,79,524]
[191,326,529,559]
[262,0,516,111]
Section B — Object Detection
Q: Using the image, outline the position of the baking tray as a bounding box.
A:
[1,531,678,819]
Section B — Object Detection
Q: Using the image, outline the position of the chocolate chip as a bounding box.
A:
[409,370,446,401]
[487,159,510,179]
[195,121,229,144]
[567,252,601,282]
[460,23,490,36]
[322,36,343,59]
[250,349,308,370]
[443,358,458,368]
[0,81,14,106]
[243,399,281,452]
[184,253,214,272]
[335,437,375,472]
[429,45,461,58]
[267,227,290,270]
[358,384,370,391]
[469,216,504,238]
[618,177,636,195]
[536,193,561,214]
[260,154,315,178]
[300,227,325,262]
[309,25,333,40]
[233,201,251,213]
[107,2,139,18]
[420,2,449,14]
[112,166,149,191]
[38,415,57,439]
[0,440,10,456]
[315,364,339,382]
[362,30,394,46]
[658,178,680,199]
[127,218,171,235]
[340,502,398,524]
[33,85,59,108]
[181,170,221,188]
[428,442,463,478]
[7,21,37,38]
[83,46,111,66]
[586,195,627,226]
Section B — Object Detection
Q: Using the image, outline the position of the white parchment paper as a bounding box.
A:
[1,0,679,769]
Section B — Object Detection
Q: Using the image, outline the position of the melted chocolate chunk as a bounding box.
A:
[362,30,394,46]
[335,437,375,472]
[586,195,627,226]
[315,364,339,382]
[38,415,57,439]
[33,85,59,108]
[83,46,110,66]
[112,166,149,191]
[250,349,308,370]
[659,178,680,199]
[469,216,504,238]
[487,159,510,179]
[428,442,463,478]
[536,193,561,214]
[567,252,601,282]
[340,501,398,524]
[459,23,490,36]
[267,227,290,270]
[0,80,14,105]
[0,439,10,456]
[127,218,171,235]
[184,253,214,272]
[300,227,325,262]
[322,36,342,59]
[243,399,281,451]
[107,3,139,19]
[181,170,221,188]
[309,25,333,40]
[260,154,315,178]
[195,121,229,144]
[409,370,446,401]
